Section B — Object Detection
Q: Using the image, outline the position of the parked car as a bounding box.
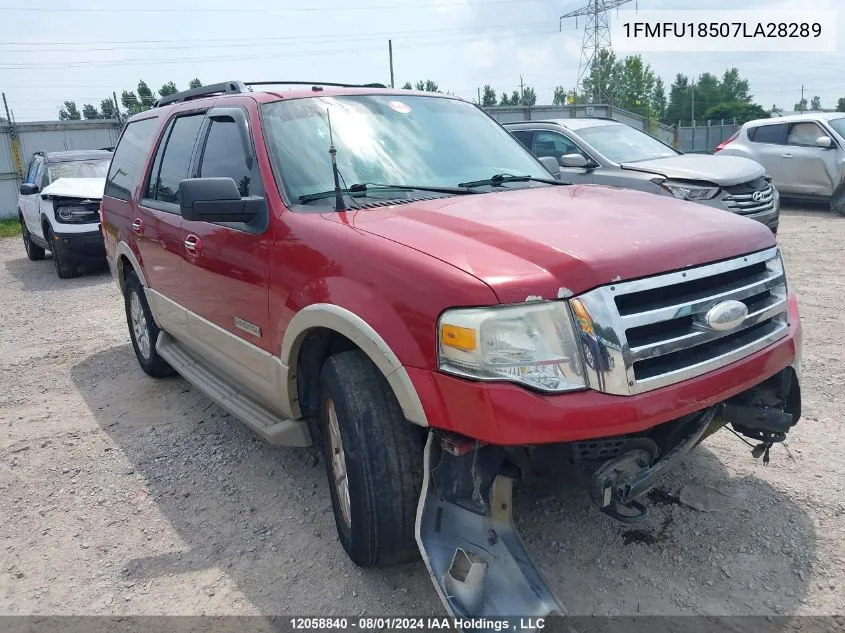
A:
[101,81,802,623]
[18,149,112,278]
[715,112,845,216]
[504,118,780,233]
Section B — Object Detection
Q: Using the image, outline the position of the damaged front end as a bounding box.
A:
[415,365,801,622]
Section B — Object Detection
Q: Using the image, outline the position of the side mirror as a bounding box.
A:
[178,177,263,223]
[20,183,39,195]
[538,156,561,176]
[559,153,591,168]
[816,135,834,149]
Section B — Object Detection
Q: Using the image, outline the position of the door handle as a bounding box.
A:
[781,153,794,159]
[131,218,144,235]
[184,234,201,254]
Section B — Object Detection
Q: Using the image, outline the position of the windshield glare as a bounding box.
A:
[48,159,111,182]
[261,95,546,203]
[577,124,678,163]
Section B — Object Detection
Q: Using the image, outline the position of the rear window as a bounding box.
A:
[105,117,158,201]
[748,123,788,145]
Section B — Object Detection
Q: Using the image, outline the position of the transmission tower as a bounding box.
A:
[559,0,632,103]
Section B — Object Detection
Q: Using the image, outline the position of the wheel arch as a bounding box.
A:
[282,304,429,427]
[114,241,148,292]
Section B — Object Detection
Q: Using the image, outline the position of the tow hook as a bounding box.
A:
[589,408,717,524]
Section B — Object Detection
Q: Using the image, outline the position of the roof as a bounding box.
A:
[43,149,113,163]
[747,112,845,126]
[504,118,622,130]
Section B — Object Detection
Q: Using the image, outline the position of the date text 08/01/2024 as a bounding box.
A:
[623,21,822,38]
[289,617,547,630]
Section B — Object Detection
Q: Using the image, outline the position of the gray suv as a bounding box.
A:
[715,112,845,216]
[505,118,780,232]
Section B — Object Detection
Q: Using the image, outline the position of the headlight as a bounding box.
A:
[55,205,97,224]
[658,180,720,201]
[438,302,586,392]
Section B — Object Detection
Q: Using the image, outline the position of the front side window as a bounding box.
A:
[827,117,845,140]
[105,117,158,200]
[787,122,826,146]
[575,124,678,163]
[47,159,111,182]
[261,94,546,205]
[25,158,41,184]
[150,114,204,204]
[531,131,583,159]
[198,120,253,196]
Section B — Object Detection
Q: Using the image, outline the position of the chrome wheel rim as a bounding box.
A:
[130,292,151,360]
[326,398,351,528]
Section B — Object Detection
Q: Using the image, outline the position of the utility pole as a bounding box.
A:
[691,75,696,125]
[800,84,805,111]
[388,40,395,89]
[519,75,525,105]
[113,91,120,121]
[2,92,24,179]
[560,0,632,102]
[477,86,481,105]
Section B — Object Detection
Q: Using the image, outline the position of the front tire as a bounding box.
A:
[124,271,175,378]
[20,215,45,261]
[831,181,845,217]
[45,225,77,279]
[318,350,424,568]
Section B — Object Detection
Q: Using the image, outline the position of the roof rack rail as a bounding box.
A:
[154,81,250,108]
[245,81,387,89]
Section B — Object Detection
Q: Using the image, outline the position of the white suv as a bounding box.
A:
[18,150,112,278]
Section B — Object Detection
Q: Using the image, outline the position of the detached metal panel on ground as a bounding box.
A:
[0,119,121,218]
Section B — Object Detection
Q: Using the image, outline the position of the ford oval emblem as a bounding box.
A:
[705,300,748,331]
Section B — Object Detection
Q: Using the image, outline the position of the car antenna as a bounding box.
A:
[327,108,345,212]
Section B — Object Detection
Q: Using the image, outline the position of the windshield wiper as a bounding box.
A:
[457,173,567,188]
[298,182,477,204]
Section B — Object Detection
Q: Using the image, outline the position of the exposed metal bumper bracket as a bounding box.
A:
[416,434,563,628]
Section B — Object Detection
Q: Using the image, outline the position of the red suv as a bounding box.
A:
[101,81,802,621]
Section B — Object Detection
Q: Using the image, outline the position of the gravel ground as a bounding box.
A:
[1,206,843,617]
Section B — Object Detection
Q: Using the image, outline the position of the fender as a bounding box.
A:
[281,303,429,427]
[113,240,148,289]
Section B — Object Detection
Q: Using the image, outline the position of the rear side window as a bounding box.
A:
[748,123,788,145]
[198,120,253,196]
[150,114,204,204]
[105,117,158,200]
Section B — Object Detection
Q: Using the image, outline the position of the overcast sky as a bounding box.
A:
[1,0,842,121]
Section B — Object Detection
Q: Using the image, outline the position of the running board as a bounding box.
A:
[156,332,312,447]
[415,434,563,627]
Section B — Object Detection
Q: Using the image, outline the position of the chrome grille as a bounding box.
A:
[722,184,775,216]
[573,247,788,395]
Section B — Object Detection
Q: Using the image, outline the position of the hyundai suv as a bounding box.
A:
[505,119,780,233]
[18,149,112,278]
[101,81,803,623]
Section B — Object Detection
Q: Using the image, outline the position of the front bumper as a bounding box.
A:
[52,227,106,261]
[410,293,801,446]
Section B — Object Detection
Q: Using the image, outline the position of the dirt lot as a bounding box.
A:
[1,206,843,617]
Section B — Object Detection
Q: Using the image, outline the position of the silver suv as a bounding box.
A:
[715,112,845,216]
[505,118,780,232]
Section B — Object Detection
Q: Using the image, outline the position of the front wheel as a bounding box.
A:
[318,350,424,568]
[831,181,845,217]
[45,225,77,279]
[20,215,45,261]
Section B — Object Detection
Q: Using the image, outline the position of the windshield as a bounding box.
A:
[261,94,547,204]
[577,124,679,163]
[827,117,845,140]
[48,159,111,182]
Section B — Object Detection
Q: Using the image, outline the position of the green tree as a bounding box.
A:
[481,84,498,107]
[414,80,439,93]
[121,90,142,115]
[703,102,770,125]
[665,73,691,124]
[81,104,100,120]
[58,101,81,120]
[552,86,567,105]
[651,76,667,122]
[401,81,413,90]
[188,78,203,89]
[159,81,178,97]
[581,49,620,103]
[692,73,722,119]
[499,92,511,106]
[137,80,155,109]
[99,98,117,119]
[810,95,822,110]
[520,86,537,107]
[837,98,845,112]
[615,54,656,116]
[794,97,808,112]
[509,90,520,105]
[720,68,750,103]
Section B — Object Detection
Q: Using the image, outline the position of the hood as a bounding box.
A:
[40,177,106,200]
[329,185,776,304]
[620,154,765,186]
